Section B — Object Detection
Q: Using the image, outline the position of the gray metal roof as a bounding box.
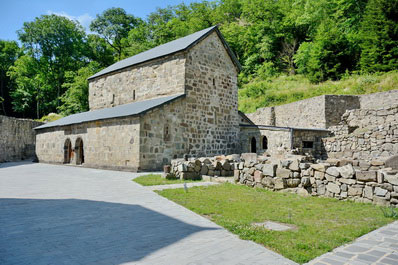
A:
[88,25,241,80]
[34,94,185,130]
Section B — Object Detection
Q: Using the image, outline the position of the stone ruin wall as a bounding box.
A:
[0,115,42,162]
[245,95,360,129]
[324,104,398,162]
[170,153,398,207]
[88,53,186,110]
[184,31,240,156]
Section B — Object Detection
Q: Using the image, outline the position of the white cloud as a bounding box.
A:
[47,10,94,33]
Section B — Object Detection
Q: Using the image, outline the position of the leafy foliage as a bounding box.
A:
[2,1,398,119]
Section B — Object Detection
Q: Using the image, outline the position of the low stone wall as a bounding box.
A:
[325,105,398,162]
[170,153,398,207]
[0,115,42,162]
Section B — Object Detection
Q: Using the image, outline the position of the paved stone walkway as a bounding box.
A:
[0,162,295,265]
[148,181,220,191]
[306,221,398,265]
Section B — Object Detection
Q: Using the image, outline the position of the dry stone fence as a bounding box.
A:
[170,153,398,207]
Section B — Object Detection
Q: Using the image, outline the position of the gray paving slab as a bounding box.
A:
[306,220,398,265]
[0,162,295,265]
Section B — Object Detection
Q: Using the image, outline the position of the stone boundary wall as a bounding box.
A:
[0,115,42,162]
[325,104,398,162]
[245,95,360,129]
[170,153,398,207]
[360,90,398,110]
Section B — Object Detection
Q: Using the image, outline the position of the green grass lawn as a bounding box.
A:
[133,174,202,186]
[158,184,394,264]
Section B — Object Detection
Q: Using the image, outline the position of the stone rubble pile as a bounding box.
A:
[170,153,398,207]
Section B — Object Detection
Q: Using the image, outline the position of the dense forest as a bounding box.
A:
[0,0,397,118]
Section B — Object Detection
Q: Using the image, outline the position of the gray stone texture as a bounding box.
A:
[0,115,42,162]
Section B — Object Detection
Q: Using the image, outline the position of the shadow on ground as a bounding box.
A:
[0,198,217,264]
[0,161,34,169]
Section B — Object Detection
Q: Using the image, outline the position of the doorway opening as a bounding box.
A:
[75,138,84,165]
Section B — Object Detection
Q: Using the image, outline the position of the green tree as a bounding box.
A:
[0,40,20,116]
[11,14,89,118]
[359,0,398,72]
[90,7,142,60]
[58,62,101,115]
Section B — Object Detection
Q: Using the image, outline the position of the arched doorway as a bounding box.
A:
[63,139,72,164]
[250,137,257,153]
[75,138,84,165]
[262,136,268,150]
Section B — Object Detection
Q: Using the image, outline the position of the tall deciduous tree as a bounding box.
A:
[10,14,89,118]
[0,40,20,116]
[90,7,142,60]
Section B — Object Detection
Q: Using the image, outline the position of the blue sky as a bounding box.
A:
[0,0,197,41]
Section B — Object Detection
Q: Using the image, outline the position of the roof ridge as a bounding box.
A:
[88,25,241,80]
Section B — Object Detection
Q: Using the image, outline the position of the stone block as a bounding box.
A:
[356,171,377,182]
[177,164,187,172]
[254,170,264,183]
[276,168,291,179]
[326,158,341,166]
[338,164,355,179]
[381,183,393,192]
[287,178,301,188]
[301,177,310,187]
[238,162,244,170]
[385,174,398,185]
[339,178,356,185]
[288,159,300,171]
[241,153,257,164]
[340,191,348,198]
[200,165,208,175]
[348,186,363,196]
[373,196,389,206]
[326,167,340,177]
[262,164,277,177]
[233,170,240,182]
[325,175,336,182]
[181,172,200,180]
[317,184,326,195]
[341,183,347,192]
[363,186,373,199]
[311,163,328,172]
[374,187,388,197]
[327,183,341,194]
[385,155,398,170]
[274,178,286,190]
[314,171,325,180]
[261,177,274,188]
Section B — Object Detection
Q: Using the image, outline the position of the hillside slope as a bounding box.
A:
[239,71,398,113]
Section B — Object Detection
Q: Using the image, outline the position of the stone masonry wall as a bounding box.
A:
[360,90,398,110]
[0,116,42,162]
[324,105,398,162]
[139,97,188,170]
[240,127,291,156]
[89,53,186,110]
[184,31,240,156]
[36,116,140,171]
[170,153,398,207]
[246,107,275,126]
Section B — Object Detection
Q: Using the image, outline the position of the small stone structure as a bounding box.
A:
[170,153,398,207]
[0,115,42,162]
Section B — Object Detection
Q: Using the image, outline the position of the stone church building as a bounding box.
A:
[35,26,242,171]
[34,25,398,171]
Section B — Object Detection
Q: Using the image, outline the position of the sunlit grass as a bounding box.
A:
[158,184,394,263]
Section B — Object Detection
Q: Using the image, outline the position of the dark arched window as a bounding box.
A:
[262,136,268,150]
[250,137,256,153]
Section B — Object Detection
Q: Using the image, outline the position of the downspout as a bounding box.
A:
[290,128,294,150]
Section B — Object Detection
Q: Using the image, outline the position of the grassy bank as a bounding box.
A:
[239,71,398,113]
[158,184,393,263]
